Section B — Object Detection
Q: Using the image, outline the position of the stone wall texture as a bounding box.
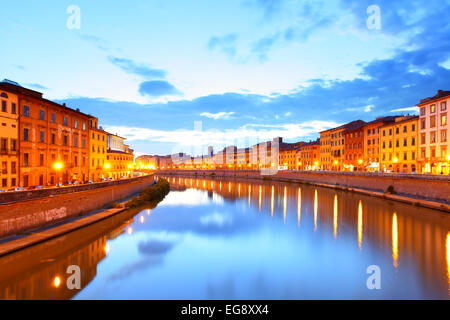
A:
[0,175,154,238]
[159,170,450,203]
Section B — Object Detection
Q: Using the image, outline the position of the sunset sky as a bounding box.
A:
[1,0,449,156]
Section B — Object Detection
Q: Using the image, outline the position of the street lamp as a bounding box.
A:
[53,162,63,170]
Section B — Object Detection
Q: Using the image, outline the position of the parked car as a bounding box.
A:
[87,180,94,184]
[36,185,44,189]
[13,187,25,191]
[0,189,5,193]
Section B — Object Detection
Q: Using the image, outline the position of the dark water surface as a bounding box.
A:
[0,176,448,299]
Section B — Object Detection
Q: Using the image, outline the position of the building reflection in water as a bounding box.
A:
[1,175,449,299]
[314,189,318,231]
[358,200,363,250]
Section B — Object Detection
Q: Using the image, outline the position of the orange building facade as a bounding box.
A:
[344,122,366,171]
[0,82,90,187]
[297,140,320,170]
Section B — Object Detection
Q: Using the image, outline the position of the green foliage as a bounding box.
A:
[126,178,170,208]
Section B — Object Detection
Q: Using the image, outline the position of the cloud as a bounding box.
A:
[25,83,48,90]
[138,239,176,255]
[79,34,111,52]
[251,33,280,62]
[200,112,235,120]
[138,80,181,97]
[207,33,238,58]
[109,56,167,79]
[390,106,419,113]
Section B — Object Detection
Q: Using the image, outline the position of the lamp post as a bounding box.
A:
[53,161,63,186]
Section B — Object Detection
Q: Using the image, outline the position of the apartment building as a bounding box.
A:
[88,116,108,182]
[417,90,449,174]
[343,121,366,171]
[379,116,419,173]
[0,85,19,189]
[0,81,90,187]
[106,133,134,179]
[362,116,397,171]
[297,140,320,170]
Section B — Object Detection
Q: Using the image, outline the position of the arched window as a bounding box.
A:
[0,92,8,98]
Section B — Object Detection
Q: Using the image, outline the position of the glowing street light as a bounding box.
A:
[104,163,111,169]
[393,158,399,163]
[358,159,363,164]
[53,162,63,170]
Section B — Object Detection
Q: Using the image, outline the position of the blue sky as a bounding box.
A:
[1,0,449,156]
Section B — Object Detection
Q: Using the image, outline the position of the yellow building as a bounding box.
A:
[379,116,419,173]
[278,146,298,170]
[320,120,365,171]
[0,88,19,190]
[106,134,134,179]
[88,116,108,182]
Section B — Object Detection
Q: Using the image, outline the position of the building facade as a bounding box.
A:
[0,82,90,187]
[343,122,366,171]
[417,90,449,174]
[0,87,19,190]
[88,116,108,182]
[106,134,134,179]
[379,116,419,173]
[297,140,320,170]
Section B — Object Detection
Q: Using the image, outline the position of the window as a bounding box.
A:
[442,101,447,111]
[421,119,426,129]
[39,154,44,166]
[11,103,16,114]
[430,131,436,143]
[412,123,415,131]
[82,139,86,148]
[1,161,7,174]
[74,120,78,128]
[64,116,68,126]
[442,130,447,142]
[441,114,447,126]
[39,175,44,186]
[1,179,6,188]
[0,138,6,152]
[1,101,6,112]
[430,104,436,113]
[83,122,86,130]
[412,137,416,146]
[430,116,436,128]
[396,127,399,134]
[74,137,78,147]
[403,125,407,133]
[74,156,78,166]
[39,110,45,120]
[23,128,29,141]
[412,152,415,160]
[63,135,68,146]
[403,152,407,161]
[389,129,392,135]
[40,131,45,143]
[24,105,30,117]
[23,175,29,188]
[11,162,16,174]
[11,178,16,187]
[403,138,407,147]
[23,153,29,167]
[421,133,426,144]
[51,133,55,144]
[420,107,426,116]
[51,113,56,123]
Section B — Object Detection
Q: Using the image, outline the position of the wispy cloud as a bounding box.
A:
[139,80,181,97]
[200,112,235,120]
[108,56,167,79]
[390,106,419,113]
[207,34,238,59]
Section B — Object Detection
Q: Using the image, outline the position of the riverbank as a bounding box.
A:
[158,170,450,213]
[0,174,155,238]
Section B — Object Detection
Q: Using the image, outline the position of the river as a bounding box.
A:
[0,176,448,299]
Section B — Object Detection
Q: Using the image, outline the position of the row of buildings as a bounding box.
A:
[138,90,449,175]
[0,80,135,189]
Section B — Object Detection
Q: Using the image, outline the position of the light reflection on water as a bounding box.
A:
[0,176,449,300]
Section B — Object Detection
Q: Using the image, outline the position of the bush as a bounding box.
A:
[126,178,170,208]
[386,185,396,194]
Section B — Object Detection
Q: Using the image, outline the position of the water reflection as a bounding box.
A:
[333,195,338,239]
[392,213,399,269]
[0,176,448,300]
[358,200,363,250]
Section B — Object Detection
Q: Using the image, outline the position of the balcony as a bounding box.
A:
[0,148,18,155]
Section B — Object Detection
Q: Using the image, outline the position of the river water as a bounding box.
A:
[0,176,448,299]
